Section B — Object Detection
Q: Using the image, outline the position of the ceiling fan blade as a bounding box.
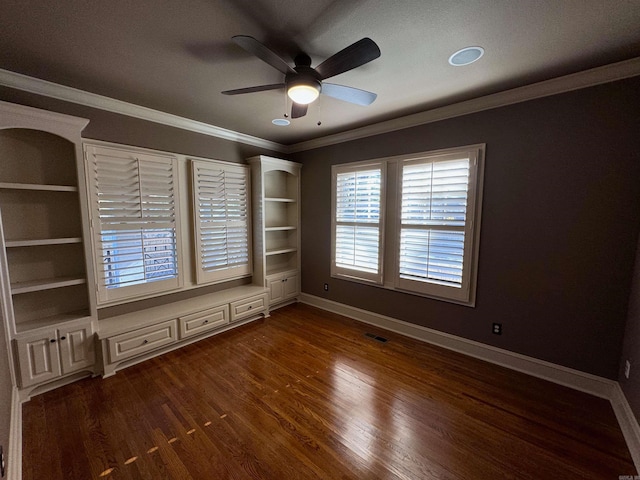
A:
[232,35,296,75]
[291,102,308,119]
[221,83,285,95]
[315,38,381,80]
[321,83,377,106]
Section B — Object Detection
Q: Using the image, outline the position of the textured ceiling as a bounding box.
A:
[1,0,640,145]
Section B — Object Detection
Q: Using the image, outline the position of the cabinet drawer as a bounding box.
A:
[107,319,177,363]
[230,294,267,322]
[179,305,228,339]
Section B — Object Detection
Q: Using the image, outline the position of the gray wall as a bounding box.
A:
[621,236,640,421]
[292,77,640,380]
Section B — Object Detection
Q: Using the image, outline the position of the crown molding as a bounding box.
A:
[286,56,640,153]
[0,69,287,153]
[1,57,639,156]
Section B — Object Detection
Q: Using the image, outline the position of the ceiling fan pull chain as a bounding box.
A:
[284,91,289,118]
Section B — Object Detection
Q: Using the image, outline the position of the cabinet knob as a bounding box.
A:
[60,336,66,341]
[204,320,209,324]
[143,339,149,344]
[50,339,56,343]
[248,305,253,309]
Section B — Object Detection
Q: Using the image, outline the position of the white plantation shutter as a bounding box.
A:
[192,160,251,284]
[86,145,182,304]
[396,151,478,301]
[332,163,384,283]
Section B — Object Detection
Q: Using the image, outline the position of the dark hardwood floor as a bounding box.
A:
[23,303,636,479]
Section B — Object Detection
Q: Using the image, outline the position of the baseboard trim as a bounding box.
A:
[611,383,640,472]
[8,386,22,480]
[300,294,616,399]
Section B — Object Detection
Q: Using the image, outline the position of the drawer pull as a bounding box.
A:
[60,336,66,341]
[248,305,252,309]
[204,320,209,324]
[143,339,149,344]
[50,339,56,343]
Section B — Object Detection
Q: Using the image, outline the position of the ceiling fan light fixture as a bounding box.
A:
[287,84,321,105]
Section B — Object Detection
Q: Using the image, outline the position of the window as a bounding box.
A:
[191,160,252,284]
[331,145,484,305]
[85,145,183,304]
[331,163,385,284]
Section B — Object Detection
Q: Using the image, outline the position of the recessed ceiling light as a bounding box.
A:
[448,46,485,66]
[272,118,290,126]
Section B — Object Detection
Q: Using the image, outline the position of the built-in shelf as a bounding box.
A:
[265,247,297,256]
[265,265,299,277]
[265,197,295,203]
[15,310,92,334]
[265,226,296,232]
[6,237,83,248]
[0,182,78,192]
[11,276,87,295]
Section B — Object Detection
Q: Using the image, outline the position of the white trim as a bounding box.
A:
[7,386,22,480]
[299,293,616,398]
[288,57,640,153]
[611,383,640,472]
[0,69,285,153]
[1,58,639,155]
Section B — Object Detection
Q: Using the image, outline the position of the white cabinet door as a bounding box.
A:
[283,272,299,300]
[268,271,299,306]
[268,275,285,304]
[15,332,62,388]
[58,324,95,375]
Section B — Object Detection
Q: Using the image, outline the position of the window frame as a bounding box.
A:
[393,148,482,303]
[191,159,253,285]
[331,161,386,285]
[330,144,485,306]
[85,144,184,305]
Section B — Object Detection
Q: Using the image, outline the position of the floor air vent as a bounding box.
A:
[365,332,388,343]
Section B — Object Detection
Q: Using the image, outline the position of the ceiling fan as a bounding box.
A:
[222,35,381,119]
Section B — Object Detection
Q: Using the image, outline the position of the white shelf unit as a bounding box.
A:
[249,156,301,307]
[0,101,97,394]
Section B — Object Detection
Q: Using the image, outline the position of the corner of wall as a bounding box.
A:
[611,383,640,472]
[7,386,22,480]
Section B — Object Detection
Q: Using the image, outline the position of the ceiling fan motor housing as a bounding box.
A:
[286,65,322,94]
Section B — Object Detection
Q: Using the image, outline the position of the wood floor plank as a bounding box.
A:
[22,303,637,479]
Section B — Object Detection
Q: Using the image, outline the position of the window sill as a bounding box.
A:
[330,273,476,308]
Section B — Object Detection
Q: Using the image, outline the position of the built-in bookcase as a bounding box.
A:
[249,156,301,308]
[0,101,97,393]
[0,129,91,332]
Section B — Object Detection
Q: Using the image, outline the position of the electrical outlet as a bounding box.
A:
[492,323,502,335]
[323,283,329,291]
[624,360,631,379]
[1,444,5,478]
